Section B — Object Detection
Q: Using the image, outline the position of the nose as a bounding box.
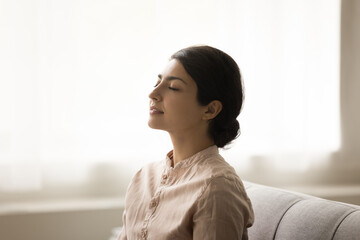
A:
[148,87,161,102]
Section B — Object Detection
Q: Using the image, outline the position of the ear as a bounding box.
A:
[202,100,222,120]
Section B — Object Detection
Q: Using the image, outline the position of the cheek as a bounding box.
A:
[166,96,203,120]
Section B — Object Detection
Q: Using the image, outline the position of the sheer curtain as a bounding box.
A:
[0,0,340,193]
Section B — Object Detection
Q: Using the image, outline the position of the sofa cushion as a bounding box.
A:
[244,181,360,240]
[333,210,360,240]
[275,200,356,240]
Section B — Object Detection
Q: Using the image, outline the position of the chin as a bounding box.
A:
[147,120,164,130]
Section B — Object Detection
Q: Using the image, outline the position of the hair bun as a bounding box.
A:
[213,119,240,148]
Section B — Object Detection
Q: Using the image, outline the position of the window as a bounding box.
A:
[0,0,340,194]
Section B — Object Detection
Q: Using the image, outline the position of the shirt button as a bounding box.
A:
[161,174,168,184]
[141,228,148,239]
[149,200,157,208]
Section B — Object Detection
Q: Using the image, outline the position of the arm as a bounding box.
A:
[193,177,253,240]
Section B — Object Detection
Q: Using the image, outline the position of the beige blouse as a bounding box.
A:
[118,146,254,240]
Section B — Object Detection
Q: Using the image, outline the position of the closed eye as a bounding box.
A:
[168,87,179,91]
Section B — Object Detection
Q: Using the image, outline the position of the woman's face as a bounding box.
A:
[148,59,208,134]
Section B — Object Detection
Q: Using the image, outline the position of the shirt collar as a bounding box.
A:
[165,145,219,169]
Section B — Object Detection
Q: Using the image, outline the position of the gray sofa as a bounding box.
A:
[244,181,360,240]
[111,182,360,239]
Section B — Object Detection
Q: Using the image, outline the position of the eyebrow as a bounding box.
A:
[158,74,187,84]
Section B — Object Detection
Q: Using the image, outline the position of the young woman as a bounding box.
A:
[118,46,254,240]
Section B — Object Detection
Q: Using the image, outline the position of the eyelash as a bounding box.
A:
[154,81,160,88]
[168,87,179,91]
[153,81,179,91]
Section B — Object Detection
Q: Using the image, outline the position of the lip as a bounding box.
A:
[150,106,164,114]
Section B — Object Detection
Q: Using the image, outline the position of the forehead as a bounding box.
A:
[161,59,193,83]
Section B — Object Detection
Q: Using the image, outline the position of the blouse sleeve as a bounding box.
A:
[193,176,254,240]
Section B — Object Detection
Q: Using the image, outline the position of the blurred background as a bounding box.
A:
[0,0,359,239]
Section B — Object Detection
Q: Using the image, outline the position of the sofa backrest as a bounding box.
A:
[244,181,360,240]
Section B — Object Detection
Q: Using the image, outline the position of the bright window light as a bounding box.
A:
[0,0,340,191]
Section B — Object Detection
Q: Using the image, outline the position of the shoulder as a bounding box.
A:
[188,149,246,194]
[196,152,240,183]
[126,160,164,190]
[133,159,164,178]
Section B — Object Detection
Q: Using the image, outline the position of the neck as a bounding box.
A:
[168,129,215,166]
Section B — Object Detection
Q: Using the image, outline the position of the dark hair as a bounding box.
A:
[171,45,244,148]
